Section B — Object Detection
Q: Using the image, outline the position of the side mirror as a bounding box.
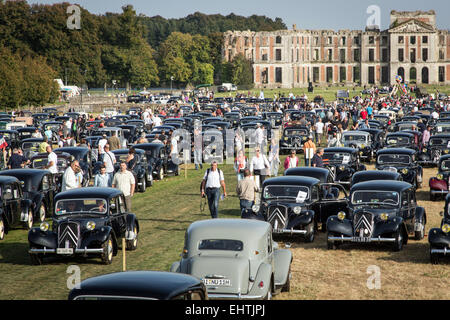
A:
[110,203,116,210]
[440,211,444,217]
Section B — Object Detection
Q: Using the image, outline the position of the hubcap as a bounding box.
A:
[0,220,4,240]
[133,227,138,247]
[39,206,46,222]
[107,240,113,260]
[28,211,33,228]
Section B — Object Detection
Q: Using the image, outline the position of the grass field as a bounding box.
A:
[0,151,448,300]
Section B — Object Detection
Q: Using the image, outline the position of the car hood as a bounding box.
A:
[188,255,250,295]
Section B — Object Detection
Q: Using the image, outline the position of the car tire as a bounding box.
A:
[304,223,315,243]
[139,178,146,193]
[101,236,114,265]
[25,209,34,230]
[126,225,138,251]
[39,204,46,223]
[326,232,339,250]
[30,250,43,266]
[147,173,153,187]
[392,229,404,252]
[157,167,164,180]
[0,218,5,240]
[430,248,439,265]
[414,223,425,240]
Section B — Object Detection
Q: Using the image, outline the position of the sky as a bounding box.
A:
[27,0,450,31]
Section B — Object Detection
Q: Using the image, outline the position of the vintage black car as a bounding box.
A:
[42,121,63,144]
[32,113,51,127]
[133,143,168,180]
[112,148,153,192]
[68,271,208,300]
[421,134,450,167]
[223,112,241,128]
[284,167,334,184]
[42,107,58,118]
[30,152,71,192]
[385,132,417,150]
[0,176,34,239]
[55,147,93,187]
[322,147,366,188]
[376,148,423,188]
[279,126,309,154]
[429,155,450,201]
[0,130,19,150]
[0,169,56,223]
[327,180,426,251]
[117,124,138,145]
[263,112,283,128]
[428,195,450,264]
[359,128,385,152]
[249,176,348,240]
[28,187,139,265]
[17,127,41,141]
[21,138,44,159]
[351,170,401,185]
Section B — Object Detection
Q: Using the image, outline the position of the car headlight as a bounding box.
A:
[337,211,346,221]
[380,213,389,221]
[86,221,96,231]
[442,224,450,234]
[293,206,302,214]
[339,165,346,171]
[252,205,260,213]
[284,137,288,141]
[401,168,408,174]
[423,148,427,153]
[40,222,49,232]
[302,137,307,141]
[445,150,449,154]
[361,144,365,148]
[437,174,444,180]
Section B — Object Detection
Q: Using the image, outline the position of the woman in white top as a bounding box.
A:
[249,148,270,189]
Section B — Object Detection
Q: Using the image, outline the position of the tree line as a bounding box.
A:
[0,1,286,107]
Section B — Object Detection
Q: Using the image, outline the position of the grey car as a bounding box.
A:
[170,219,292,300]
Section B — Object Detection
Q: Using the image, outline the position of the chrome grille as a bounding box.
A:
[353,212,374,238]
[268,205,288,231]
[58,222,80,249]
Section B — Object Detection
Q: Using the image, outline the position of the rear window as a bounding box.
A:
[198,239,243,251]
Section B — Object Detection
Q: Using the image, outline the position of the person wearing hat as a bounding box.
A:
[303,136,316,167]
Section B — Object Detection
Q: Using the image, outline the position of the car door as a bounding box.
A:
[110,196,127,238]
[404,189,416,234]
[42,174,55,214]
[319,183,349,225]
[10,183,22,226]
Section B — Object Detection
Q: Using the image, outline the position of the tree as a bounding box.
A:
[229,54,253,86]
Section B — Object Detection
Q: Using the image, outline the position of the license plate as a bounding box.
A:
[57,248,73,254]
[352,237,371,243]
[203,279,231,286]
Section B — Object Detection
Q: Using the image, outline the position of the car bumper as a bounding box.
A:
[328,235,396,243]
[273,228,307,235]
[430,190,449,194]
[207,293,264,300]
[430,247,450,255]
[29,247,105,254]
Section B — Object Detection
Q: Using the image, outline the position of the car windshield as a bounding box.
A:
[378,154,411,164]
[45,124,61,131]
[429,138,450,147]
[55,199,108,215]
[386,137,410,145]
[343,135,366,142]
[285,129,308,136]
[198,239,243,251]
[352,191,399,206]
[323,152,352,164]
[398,124,415,130]
[436,126,450,133]
[441,160,450,171]
[33,158,68,170]
[263,185,309,202]
[22,142,40,150]
[115,154,130,162]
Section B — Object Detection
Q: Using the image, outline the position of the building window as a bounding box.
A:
[275,49,282,61]
[381,66,389,83]
[410,36,416,45]
[410,67,417,83]
[327,49,333,61]
[275,36,281,44]
[353,49,360,62]
[297,66,300,83]
[439,49,445,61]
[313,67,320,82]
[410,48,416,63]
[314,37,319,45]
[369,36,375,44]
[340,49,345,63]
[326,67,333,83]
[382,36,388,45]
[422,48,428,62]
[439,35,445,45]
[368,66,375,84]
[399,48,404,62]
[262,68,268,84]
[275,67,282,83]
[439,66,445,82]
[296,48,299,62]
[398,36,404,44]
[341,37,346,46]
[261,51,268,61]
[314,49,319,61]
[422,36,428,44]
[353,66,360,83]
[397,67,405,81]
[382,48,388,62]
[354,36,360,45]
[369,49,374,62]
[328,37,333,45]
[422,67,429,84]
[340,66,346,82]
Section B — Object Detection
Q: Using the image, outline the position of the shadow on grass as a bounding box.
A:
[219,208,241,217]
[0,242,30,265]
[416,190,432,201]
[138,218,194,224]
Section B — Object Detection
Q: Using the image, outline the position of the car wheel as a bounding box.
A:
[147,173,153,187]
[414,223,425,240]
[126,225,138,251]
[0,218,5,240]
[326,232,340,250]
[39,205,46,223]
[304,223,315,243]
[101,236,114,265]
[30,250,43,265]
[392,229,404,252]
[430,247,439,265]
[429,193,435,201]
[139,178,146,193]
[157,167,164,180]
[25,209,34,230]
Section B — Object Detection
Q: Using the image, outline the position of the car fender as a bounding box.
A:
[428,228,450,247]
[414,206,426,225]
[126,214,139,233]
[326,216,353,236]
[372,218,405,238]
[429,177,447,191]
[31,193,45,216]
[273,249,292,288]
[285,211,314,229]
[21,199,33,211]
[0,209,8,233]
[28,228,57,248]
[79,226,118,255]
[170,261,181,273]
[248,262,272,298]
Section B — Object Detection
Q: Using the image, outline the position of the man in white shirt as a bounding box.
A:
[200,161,227,219]
[249,147,270,189]
[152,114,162,128]
[254,124,265,150]
[315,118,325,145]
[98,134,108,158]
[45,145,58,174]
[103,144,116,187]
[61,160,83,191]
[112,161,135,211]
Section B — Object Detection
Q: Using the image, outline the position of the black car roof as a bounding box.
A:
[351,180,412,192]
[68,271,203,300]
[0,169,50,179]
[263,176,320,187]
[439,155,450,161]
[352,170,401,182]
[324,147,358,153]
[430,133,450,139]
[377,148,416,155]
[55,187,122,202]
[113,148,144,155]
[133,143,165,150]
[0,175,20,185]
[284,167,330,182]
[386,132,414,137]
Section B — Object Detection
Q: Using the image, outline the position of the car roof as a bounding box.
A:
[55,187,122,202]
[113,148,144,154]
[386,132,414,137]
[0,169,50,179]
[324,147,358,153]
[0,175,20,184]
[343,130,370,135]
[263,176,320,187]
[377,148,416,155]
[351,180,412,192]
[431,133,450,138]
[284,167,330,182]
[352,170,400,181]
[69,271,203,300]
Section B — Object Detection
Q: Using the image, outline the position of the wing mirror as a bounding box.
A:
[440,211,444,217]
[110,203,116,210]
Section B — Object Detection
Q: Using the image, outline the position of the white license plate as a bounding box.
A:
[352,237,371,243]
[203,279,231,286]
[57,248,73,254]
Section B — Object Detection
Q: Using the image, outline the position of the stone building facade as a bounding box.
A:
[223,10,450,88]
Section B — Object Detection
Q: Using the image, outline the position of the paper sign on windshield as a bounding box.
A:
[438,127,443,132]
[447,141,450,148]
[342,155,350,164]
[296,191,308,203]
